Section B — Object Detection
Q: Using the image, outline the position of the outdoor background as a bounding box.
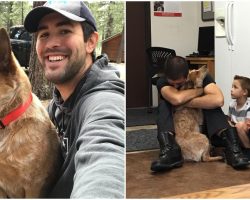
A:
[0,1,125,99]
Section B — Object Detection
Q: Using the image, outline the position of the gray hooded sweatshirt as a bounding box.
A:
[48,55,124,198]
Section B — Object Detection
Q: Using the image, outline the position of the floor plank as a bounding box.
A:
[126,150,250,198]
[126,125,157,132]
[170,183,250,198]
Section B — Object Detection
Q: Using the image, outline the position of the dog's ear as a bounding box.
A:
[199,65,208,75]
[0,28,16,74]
[198,65,208,80]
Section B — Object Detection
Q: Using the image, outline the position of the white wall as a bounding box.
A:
[150,1,214,106]
[150,1,214,57]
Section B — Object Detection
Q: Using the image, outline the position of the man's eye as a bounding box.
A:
[38,32,49,39]
[61,30,71,35]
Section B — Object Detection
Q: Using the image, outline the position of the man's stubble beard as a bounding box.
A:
[43,50,86,84]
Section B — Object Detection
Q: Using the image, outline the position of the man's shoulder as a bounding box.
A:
[73,91,124,127]
[91,55,124,84]
[76,90,124,112]
[157,77,165,84]
[157,77,169,89]
[203,74,215,88]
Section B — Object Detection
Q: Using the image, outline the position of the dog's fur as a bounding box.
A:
[0,28,61,197]
[174,66,222,162]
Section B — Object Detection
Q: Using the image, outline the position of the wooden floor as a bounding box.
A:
[170,183,250,198]
[126,150,250,198]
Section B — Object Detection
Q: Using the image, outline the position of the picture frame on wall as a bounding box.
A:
[201,1,214,21]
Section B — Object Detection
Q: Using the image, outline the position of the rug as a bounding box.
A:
[126,128,159,152]
[126,107,157,127]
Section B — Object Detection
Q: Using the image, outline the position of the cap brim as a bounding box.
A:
[24,6,86,33]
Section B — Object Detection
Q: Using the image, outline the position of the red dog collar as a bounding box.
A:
[0,93,33,129]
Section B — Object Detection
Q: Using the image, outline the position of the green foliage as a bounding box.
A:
[84,1,124,54]
[11,2,33,25]
[0,1,124,55]
[0,1,32,30]
[85,1,124,39]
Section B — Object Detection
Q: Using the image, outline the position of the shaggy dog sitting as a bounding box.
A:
[174,66,222,162]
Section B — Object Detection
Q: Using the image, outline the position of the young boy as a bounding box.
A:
[228,75,250,148]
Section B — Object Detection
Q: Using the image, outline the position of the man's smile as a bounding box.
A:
[48,55,67,62]
[44,54,69,71]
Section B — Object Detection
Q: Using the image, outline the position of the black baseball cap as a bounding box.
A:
[24,1,97,33]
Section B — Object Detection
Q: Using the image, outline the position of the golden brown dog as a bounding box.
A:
[0,28,61,197]
[174,66,222,162]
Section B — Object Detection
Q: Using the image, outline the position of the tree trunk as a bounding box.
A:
[105,6,113,39]
[8,2,13,30]
[29,1,54,100]
[116,27,124,63]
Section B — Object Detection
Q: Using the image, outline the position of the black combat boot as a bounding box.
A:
[221,127,249,169]
[151,131,183,172]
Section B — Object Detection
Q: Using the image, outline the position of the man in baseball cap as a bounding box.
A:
[24,1,97,32]
[24,1,124,198]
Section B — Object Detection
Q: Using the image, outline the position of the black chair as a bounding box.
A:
[146,47,176,112]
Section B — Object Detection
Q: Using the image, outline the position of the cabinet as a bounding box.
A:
[186,57,215,79]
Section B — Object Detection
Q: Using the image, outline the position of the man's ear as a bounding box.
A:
[243,89,248,97]
[86,32,99,54]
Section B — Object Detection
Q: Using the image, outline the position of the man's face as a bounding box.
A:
[36,12,86,84]
[167,77,186,89]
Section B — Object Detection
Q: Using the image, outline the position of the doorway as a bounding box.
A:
[126,2,151,108]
